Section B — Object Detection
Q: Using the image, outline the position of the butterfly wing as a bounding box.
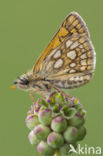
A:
[33,12,89,75]
[32,12,96,89]
[42,34,95,89]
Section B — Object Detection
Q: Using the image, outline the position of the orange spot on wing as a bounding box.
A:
[52,27,68,49]
[71,28,77,34]
[59,27,68,36]
[52,38,60,49]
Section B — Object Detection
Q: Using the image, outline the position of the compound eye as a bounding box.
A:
[20,78,29,85]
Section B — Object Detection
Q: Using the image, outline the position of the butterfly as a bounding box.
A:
[12,12,96,98]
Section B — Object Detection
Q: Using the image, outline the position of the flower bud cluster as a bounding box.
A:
[26,92,86,156]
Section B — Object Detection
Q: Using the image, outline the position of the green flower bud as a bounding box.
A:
[73,98,80,105]
[41,99,48,107]
[47,92,56,105]
[37,141,54,156]
[55,92,64,103]
[38,109,52,125]
[60,144,70,155]
[64,126,78,143]
[52,104,60,114]
[77,126,86,141]
[47,132,64,149]
[25,115,39,130]
[33,124,50,142]
[61,106,76,119]
[28,130,40,145]
[69,113,85,128]
[60,143,77,155]
[51,116,67,132]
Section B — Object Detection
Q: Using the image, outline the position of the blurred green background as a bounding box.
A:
[0,0,103,156]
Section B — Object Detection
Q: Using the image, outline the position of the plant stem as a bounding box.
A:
[54,150,62,156]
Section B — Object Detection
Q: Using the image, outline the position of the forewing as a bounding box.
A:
[32,12,96,89]
[32,12,89,75]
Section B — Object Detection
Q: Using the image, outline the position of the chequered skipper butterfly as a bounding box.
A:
[12,12,96,98]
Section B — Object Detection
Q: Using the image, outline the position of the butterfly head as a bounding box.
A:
[13,71,32,91]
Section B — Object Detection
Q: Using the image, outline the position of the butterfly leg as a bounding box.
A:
[30,88,47,103]
[53,85,71,98]
[30,89,35,103]
[35,88,47,99]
